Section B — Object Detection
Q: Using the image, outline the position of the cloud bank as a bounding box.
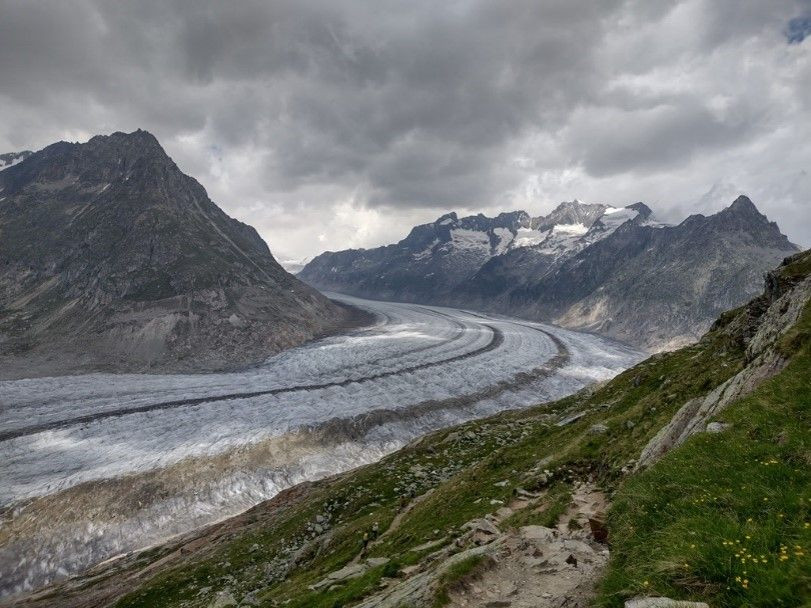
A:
[1,0,809,259]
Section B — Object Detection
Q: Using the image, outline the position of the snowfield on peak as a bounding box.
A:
[551,222,588,235]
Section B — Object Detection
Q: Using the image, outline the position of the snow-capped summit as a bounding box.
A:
[299,196,797,350]
[299,199,650,306]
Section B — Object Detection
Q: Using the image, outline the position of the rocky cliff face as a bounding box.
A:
[0,130,355,378]
[300,197,798,350]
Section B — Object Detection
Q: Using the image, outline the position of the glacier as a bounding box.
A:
[0,294,643,598]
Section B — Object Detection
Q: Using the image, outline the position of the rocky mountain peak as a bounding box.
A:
[626,201,653,219]
[536,199,607,231]
[0,130,352,376]
[435,211,458,225]
[724,194,765,220]
[0,129,183,199]
[699,194,796,250]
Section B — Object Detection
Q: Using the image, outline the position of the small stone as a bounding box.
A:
[241,592,260,607]
[464,518,501,536]
[625,420,636,429]
[496,506,513,519]
[209,591,237,608]
[706,422,731,433]
[520,525,556,542]
[556,412,586,427]
[588,423,609,435]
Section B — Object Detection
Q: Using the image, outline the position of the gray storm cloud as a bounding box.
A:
[0,0,809,259]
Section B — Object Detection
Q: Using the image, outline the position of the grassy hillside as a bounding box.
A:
[599,264,811,607]
[21,253,809,608]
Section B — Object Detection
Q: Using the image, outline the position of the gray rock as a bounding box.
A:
[464,518,501,537]
[706,422,731,433]
[209,591,238,608]
[519,526,556,542]
[556,412,587,427]
[588,423,609,434]
[240,592,260,607]
[625,598,709,608]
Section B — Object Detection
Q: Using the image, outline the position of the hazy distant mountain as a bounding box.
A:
[299,197,798,350]
[0,130,355,378]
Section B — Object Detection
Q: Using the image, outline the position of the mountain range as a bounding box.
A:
[0,130,358,378]
[299,197,799,350]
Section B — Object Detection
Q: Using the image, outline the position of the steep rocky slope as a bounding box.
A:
[11,250,808,608]
[300,198,798,350]
[0,151,32,170]
[0,131,358,378]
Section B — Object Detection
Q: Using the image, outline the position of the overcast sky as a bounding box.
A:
[1,0,809,261]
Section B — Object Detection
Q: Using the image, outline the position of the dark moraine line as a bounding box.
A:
[358,308,469,367]
[0,325,505,443]
[308,325,571,441]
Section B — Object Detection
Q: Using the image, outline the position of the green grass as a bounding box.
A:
[283,562,395,608]
[597,300,811,608]
[502,483,572,529]
[432,554,489,607]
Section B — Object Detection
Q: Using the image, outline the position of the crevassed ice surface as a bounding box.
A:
[0,294,643,598]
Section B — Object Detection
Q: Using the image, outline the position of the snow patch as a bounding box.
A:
[450,228,490,251]
[551,223,588,235]
[0,155,26,171]
[513,226,549,248]
[491,227,514,254]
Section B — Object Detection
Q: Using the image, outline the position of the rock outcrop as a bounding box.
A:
[636,250,811,468]
[0,130,358,378]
